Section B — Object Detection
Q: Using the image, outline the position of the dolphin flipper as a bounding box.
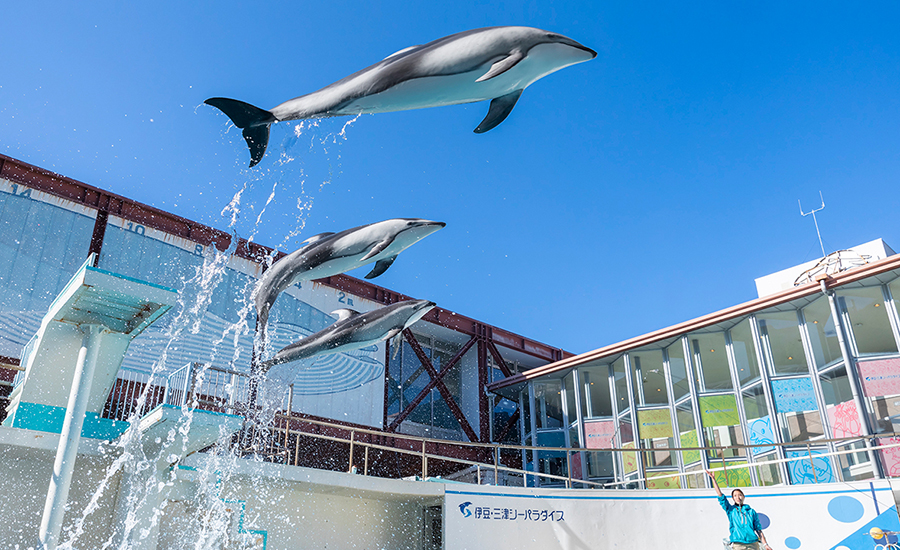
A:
[474,90,523,134]
[361,237,395,261]
[205,97,277,167]
[365,255,397,279]
[475,51,525,82]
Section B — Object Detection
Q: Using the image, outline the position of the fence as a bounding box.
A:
[98,363,900,490]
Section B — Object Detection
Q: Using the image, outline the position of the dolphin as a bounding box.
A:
[253,218,445,332]
[206,26,596,166]
[260,299,436,371]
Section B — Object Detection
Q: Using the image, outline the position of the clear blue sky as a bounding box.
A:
[2,2,899,354]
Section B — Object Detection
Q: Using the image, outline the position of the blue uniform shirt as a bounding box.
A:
[718,495,762,544]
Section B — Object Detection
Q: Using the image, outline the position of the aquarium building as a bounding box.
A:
[490,238,900,489]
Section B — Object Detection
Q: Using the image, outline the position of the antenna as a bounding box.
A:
[799,191,827,257]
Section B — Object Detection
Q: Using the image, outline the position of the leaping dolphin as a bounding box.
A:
[253,218,445,332]
[260,299,436,372]
[206,26,596,166]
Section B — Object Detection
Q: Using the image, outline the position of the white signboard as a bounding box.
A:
[445,481,900,550]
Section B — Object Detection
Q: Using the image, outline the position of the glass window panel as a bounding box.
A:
[618,414,637,476]
[698,393,744,458]
[667,339,689,400]
[676,400,701,467]
[683,464,705,489]
[534,380,563,430]
[690,332,732,391]
[772,377,824,442]
[840,286,898,356]
[612,357,629,415]
[864,371,900,435]
[580,363,613,419]
[632,350,668,405]
[521,389,532,442]
[586,450,614,479]
[742,385,775,456]
[536,431,566,482]
[803,297,843,369]
[785,447,836,484]
[431,392,463,438]
[758,311,808,375]
[492,397,519,444]
[730,319,760,386]
[836,440,875,481]
[754,452,782,486]
[638,407,674,468]
[564,372,577,428]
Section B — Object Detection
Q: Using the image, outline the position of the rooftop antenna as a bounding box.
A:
[799,191,827,257]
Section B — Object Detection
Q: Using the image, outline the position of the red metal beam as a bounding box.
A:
[387,336,477,432]
[477,325,490,443]
[487,340,514,378]
[0,153,571,361]
[401,329,479,442]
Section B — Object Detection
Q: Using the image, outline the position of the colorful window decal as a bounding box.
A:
[747,416,776,455]
[637,408,674,439]
[699,395,740,427]
[771,378,817,413]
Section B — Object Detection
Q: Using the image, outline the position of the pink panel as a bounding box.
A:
[584,420,616,450]
[858,358,900,397]
[878,437,900,478]
[827,400,863,438]
[571,451,584,480]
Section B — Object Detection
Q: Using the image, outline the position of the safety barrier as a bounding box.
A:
[100,363,900,489]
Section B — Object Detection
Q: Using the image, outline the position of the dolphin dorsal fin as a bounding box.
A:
[331,308,360,322]
[383,45,421,61]
[475,51,525,82]
[302,232,335,246]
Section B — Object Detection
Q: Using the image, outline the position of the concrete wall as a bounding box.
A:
[162,454,444,550]
[0,427,120,550]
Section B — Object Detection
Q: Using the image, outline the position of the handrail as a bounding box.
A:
[269,410,900,489]
[101,364,900,489]
[277,411,900,455]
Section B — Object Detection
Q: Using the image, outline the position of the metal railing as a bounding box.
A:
[162,362,252,414]
[98,364,900,489]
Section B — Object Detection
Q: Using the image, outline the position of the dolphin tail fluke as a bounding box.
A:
[474,89,523,134]
[205,97,277,167]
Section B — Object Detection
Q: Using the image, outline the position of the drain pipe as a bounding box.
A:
[818,277,882,477]
[38,324,106,550]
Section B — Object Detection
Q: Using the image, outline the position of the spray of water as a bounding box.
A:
[58,118,358,549]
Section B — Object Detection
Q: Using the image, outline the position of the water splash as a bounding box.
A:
[57,117,361,549]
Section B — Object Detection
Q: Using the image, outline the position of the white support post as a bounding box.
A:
[38,324,105,550]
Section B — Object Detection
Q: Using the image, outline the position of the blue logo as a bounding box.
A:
[459,502,472,517]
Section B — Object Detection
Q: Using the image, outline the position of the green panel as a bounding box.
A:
[712,460,752,488]
[699,394,740,427]
[637,408,674,439]
[680,429,701,464]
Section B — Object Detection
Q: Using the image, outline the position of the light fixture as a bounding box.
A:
[875,303,880,307]
[788,356,793,360]
[710,349,715,353]
[814,320,818,324]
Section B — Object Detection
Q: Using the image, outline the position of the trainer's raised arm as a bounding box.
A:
[705,469,723,497]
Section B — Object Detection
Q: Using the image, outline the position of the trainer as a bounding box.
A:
[705,469,772,550]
